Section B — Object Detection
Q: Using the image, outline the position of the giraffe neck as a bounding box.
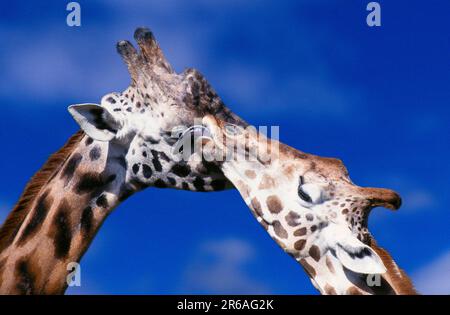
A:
[222,165,417,295]
[0,132,132,294]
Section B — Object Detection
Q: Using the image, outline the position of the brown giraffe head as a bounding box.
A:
[200,115,404,292]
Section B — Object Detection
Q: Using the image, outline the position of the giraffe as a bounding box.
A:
[199,115,418,295]
[0,27,247,294]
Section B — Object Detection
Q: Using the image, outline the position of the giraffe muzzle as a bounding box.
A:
[360,188,402,210]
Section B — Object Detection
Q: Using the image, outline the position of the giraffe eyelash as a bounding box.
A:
[298,186,313,203]
[299,176,305,185]
[298,176,313,203]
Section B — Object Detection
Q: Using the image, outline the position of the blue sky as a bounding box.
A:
[0,0,449,294]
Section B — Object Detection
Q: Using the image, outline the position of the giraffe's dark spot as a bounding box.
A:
[15,259,35,295]
[167,177,176,186]
[152,158,162,172]
[272,220,288,239]
[96,194,108,208]
[202,161,222,174]
[142,164,153,179]
[106,96,116,104]
[80,206,93,235]
[326,256,335,274]
[142,151,147,157]
[132,164,140,175]
[85,137,94,146]
[311,225,317,232]
[193,177,205,191]
[309,245,321,262]
[170,163,191,177]
[305,214,314,221]
[210,179,226,191]
[144,136,160,145]
[319,222,328,229]
[300,259,316,278]
[89,146,101,161]
[113,108,121,112]
[159,151,170,162]
[285,211,300,227]
[346,286,363,295]
[182,182,190,190]
[154,179,167,188]
[294,227,307,236]
[324,284,337,295]
[259,174,276,190]
[266,195,283,214]
[342,208,349,214]
[50,199,72,259]
[151,150,163,172]
[126,107,132,112]
[75,173,116,195]
[61,153,82,183]
[294,239,306,251]
[251,198,263,217]
[18,191,52,244]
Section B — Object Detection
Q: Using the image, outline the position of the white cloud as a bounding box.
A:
[179,238,271,294]
[413,250,450,295]
[403,190,436,211]
[0,1,361,122]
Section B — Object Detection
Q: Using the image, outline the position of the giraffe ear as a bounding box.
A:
[335,237,386,275]
[68,104,120,142]
[323,225,386,274]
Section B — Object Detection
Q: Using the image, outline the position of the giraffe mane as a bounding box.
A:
[369,238,418,295]
[0,130,85,254]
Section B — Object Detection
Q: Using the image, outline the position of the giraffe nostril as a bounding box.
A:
[390,193,402,210]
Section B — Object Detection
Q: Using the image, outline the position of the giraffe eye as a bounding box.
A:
[298,182,323,204]
[298,186,313,203]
